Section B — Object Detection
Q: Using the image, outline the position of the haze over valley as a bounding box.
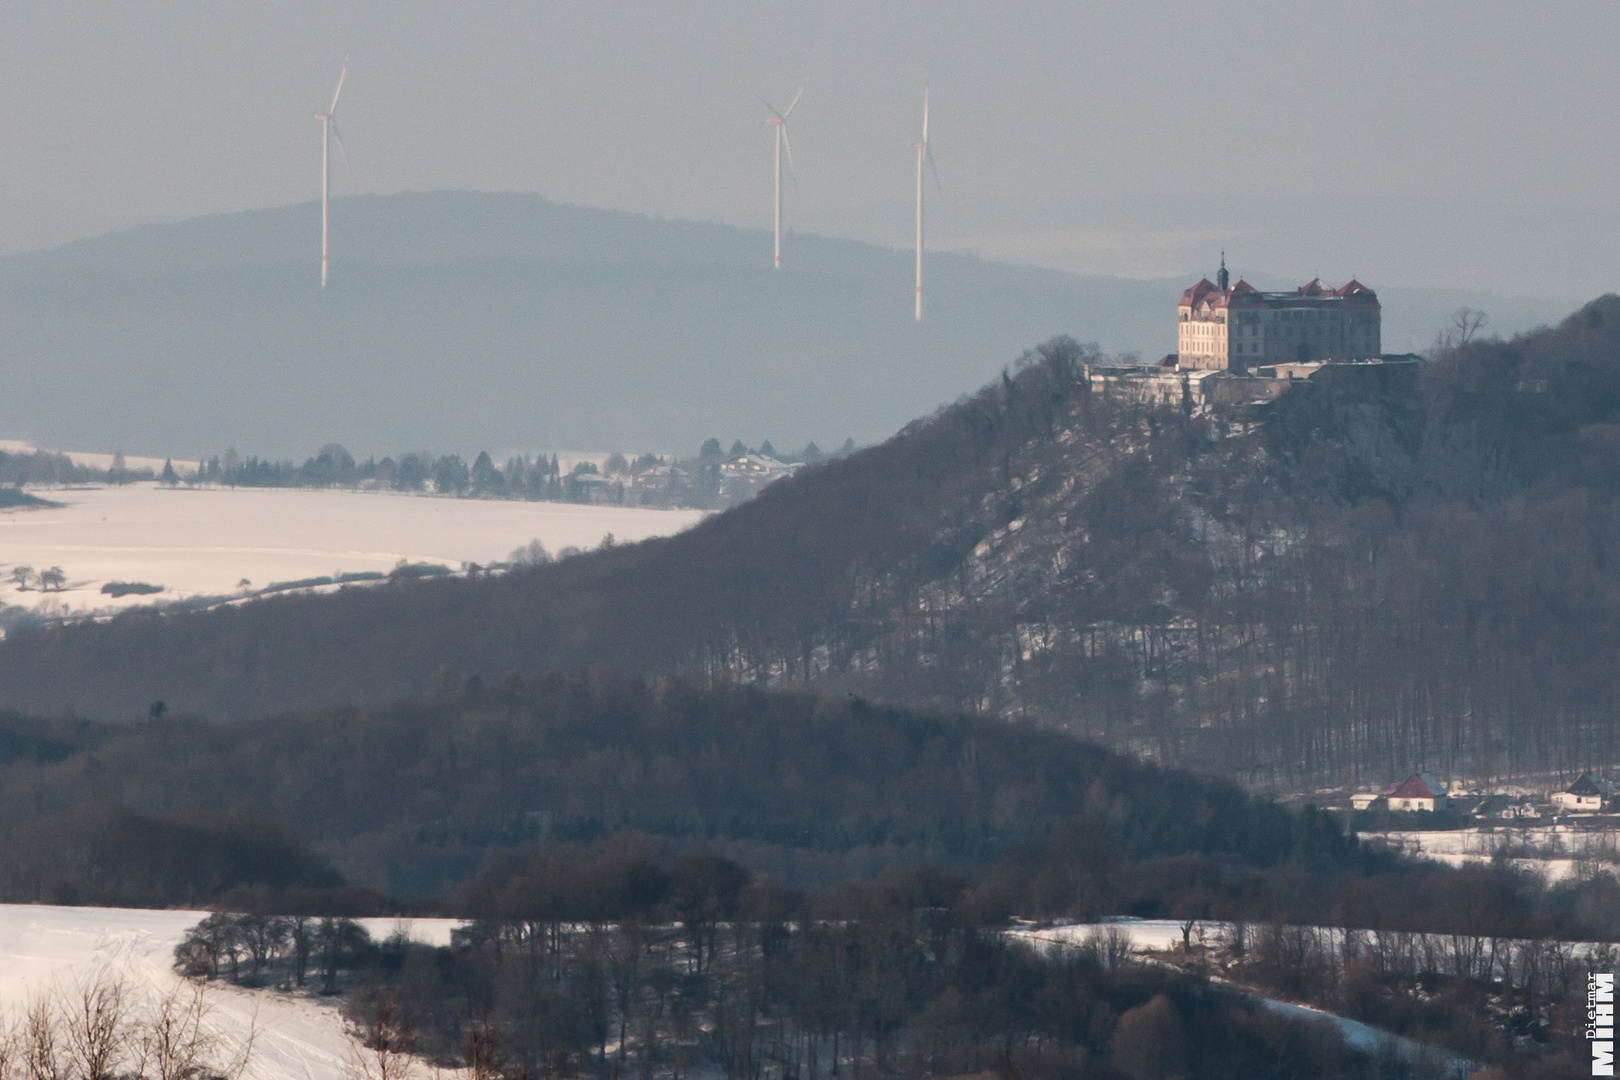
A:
[0,192,1558,461]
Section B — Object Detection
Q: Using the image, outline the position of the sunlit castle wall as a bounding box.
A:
[1178,265,1382,373]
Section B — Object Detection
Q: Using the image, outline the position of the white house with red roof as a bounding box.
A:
[1387,773,1448,812]
[1176,256,1382,372]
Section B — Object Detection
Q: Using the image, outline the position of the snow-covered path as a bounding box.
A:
[0,905,461,1080]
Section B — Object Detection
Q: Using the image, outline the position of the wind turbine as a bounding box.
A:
[912,82,939,322]
[315,61,348,288]
[763,87,803,269]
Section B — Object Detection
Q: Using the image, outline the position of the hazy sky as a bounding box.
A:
[2,1,1616,302]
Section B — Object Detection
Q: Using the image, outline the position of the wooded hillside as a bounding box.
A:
[0,673,1305,898]
[7,297,1620,785]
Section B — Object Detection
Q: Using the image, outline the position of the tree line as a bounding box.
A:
[175,911,375,993]
[181,838,1595,1079]
[178,438,850,511]
[0,447,155,486]
[2,436,841,512]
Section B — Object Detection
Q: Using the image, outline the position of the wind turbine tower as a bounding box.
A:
[315,62,348,288]
[763,88,803,269]
[913,82,937,322]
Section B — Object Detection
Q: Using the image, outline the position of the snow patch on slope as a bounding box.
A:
[0,905,461,1080]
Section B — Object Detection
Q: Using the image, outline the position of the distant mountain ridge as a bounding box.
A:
[0,191,1550,460]
[0,191,1161,459]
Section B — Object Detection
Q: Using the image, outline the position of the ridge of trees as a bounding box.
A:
[1,672,1617,956]
[0,672,1313,899]
[0,803,363,909]
[8,299,1620,786]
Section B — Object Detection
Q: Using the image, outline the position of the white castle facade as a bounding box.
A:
[1176,258,1381,372]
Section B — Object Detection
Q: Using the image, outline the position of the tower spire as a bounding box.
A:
[1217,252,1229,291]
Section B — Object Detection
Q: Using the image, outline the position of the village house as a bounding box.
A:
[1550,773,1613,813]
[718,454,800,480]
[717,453,802,505]
[1387,773,1448,812]
[1471,794,1540,820]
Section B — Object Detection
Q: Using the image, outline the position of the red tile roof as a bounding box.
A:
[1178,278,1220,306]
[1389,773,1442,800]
[1178,276,1379,313]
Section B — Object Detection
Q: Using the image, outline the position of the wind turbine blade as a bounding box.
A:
[921,82,929,143]
[926,146,942,200]
[329,63,347,115]
[331,123,350,171]
[761,97,784,122]
[782,85,804,119]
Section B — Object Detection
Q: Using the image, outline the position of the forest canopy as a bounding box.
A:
[0,672,1307,900]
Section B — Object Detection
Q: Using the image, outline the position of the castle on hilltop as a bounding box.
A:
[1175,257,1381,372]
[1083,257,1412,410]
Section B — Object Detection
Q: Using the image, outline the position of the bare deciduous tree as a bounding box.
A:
[463,1017,501,1080]
[1432,306,1490,353]
[236,916,288,979]
[344,995,417,1080]
[288,915,314,988]
[1452,306,1488,345]
[1081,925,1133,971]
[61,972,128,1080]
[2,973,254,1080]
[23,996,65,1080]
[135,980,255,1080]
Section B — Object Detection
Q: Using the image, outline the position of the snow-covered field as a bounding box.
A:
[0,905,461,1080]
[0,483,705,617]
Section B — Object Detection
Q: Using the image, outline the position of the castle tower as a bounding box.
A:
[1217,253,1229,291]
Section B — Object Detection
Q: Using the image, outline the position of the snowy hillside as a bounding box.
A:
[0,905,459,1080]
[0,482,704,619]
